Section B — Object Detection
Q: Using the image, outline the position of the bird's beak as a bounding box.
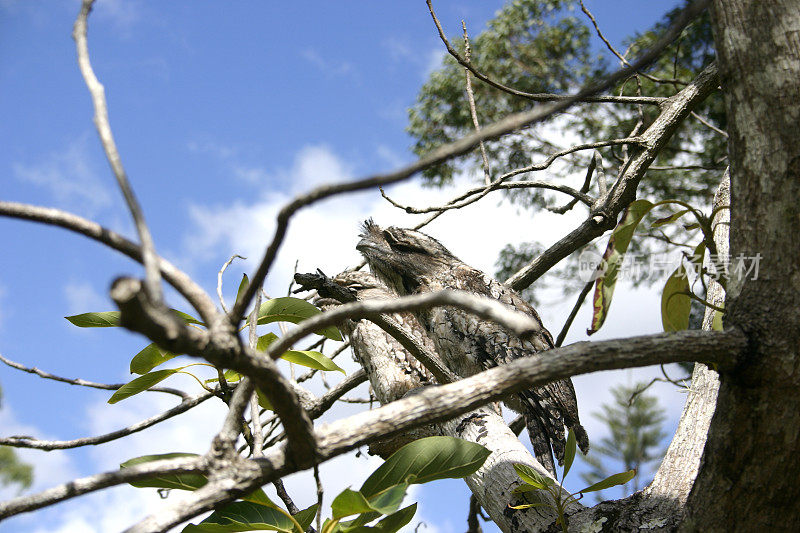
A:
[356,238,376,253]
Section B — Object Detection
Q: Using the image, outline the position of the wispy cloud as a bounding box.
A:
[301,48,355,77]
[63,280,107,315]
[13,134,114,216]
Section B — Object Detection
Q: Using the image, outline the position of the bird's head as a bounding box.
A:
[356,219,457,295]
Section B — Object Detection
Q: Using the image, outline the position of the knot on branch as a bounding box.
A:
[110,276,203,354]
[294,270,357,303]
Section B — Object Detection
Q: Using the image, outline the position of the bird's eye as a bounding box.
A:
[383,230,425,254]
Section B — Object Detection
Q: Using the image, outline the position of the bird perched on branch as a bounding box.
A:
[356,219,588,474]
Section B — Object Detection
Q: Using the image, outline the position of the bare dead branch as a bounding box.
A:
[0,201,218,323]
[548,152,598,215]
[0,455,206,520]
[230,0,711,323]
[0,391,214,450]
[217,254,246,315]
[462,21,491,186]
[0,352,189,400]
[379,138,635,215]
[72,0,163,302]
[579,0,688,86]
[109,276,317,466]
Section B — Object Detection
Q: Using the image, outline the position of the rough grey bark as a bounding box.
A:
[684,1,800,530]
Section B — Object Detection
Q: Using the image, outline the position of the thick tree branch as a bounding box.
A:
[506,62,719,290]
[109,277,317,467]
[124,328,744,531]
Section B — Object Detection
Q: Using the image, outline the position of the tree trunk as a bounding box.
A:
[685,1,800,530]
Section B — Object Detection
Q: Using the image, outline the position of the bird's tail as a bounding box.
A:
[525,415,556,477]
[573,422,590,455]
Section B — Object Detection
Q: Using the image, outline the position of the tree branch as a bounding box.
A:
[0,201,218,323]
[0,391,214,451]
[0,352,189,400]
[72,0,163,303]
[506,62,719,291]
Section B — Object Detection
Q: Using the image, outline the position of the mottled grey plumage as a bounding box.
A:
[357,219,589,474]
[331,271,435,403]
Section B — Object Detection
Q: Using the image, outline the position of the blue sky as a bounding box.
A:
[1,1,684,531]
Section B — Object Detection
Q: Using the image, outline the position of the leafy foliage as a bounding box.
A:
[0,385,33,493]
[121,437,489,533]
[65,294,345,404]
[510,428,634,532]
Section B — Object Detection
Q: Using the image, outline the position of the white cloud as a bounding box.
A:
[301,48,355,77]
[63,280,108,315]
[13,134,114,216]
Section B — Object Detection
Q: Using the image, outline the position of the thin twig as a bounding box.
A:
[427,0,668,105]
[73,0,163,302]
[0,352,188,400]
[0,391,214,450]
[380,138,636,215]
[555,280,594,347]
[691,111,728,138]
[217,254,246,314]
[548,153,598,214]
[579,0,688,86]
[462,21,491,186]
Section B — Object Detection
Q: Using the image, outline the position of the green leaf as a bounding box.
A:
[236,274,250,304]
[331,489,375,519]
[182,501,298,532]
[508,502,555,510]
[651,209,690,228]
[173,309,204,326]
[562,429,577,480]
[512,463,550,490]
[66,309,203,328]
[712,307,724,331]
[65,311,120,327]
[580,469,636,494]
[108,368,181,404]
[257,333,279,352]
[130,343,178,375]
[121,452,207,491]
[292,504,319,532]
[346,503,417,533]
[281,350,345,374]
[258,333,345,373]
[206,370,243,385]
[256,388,273,411]
[589,200,654,335]
[257,297,342,341]
[366,483,408,515]
[360,436,490,498]
[661,263,691,332]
